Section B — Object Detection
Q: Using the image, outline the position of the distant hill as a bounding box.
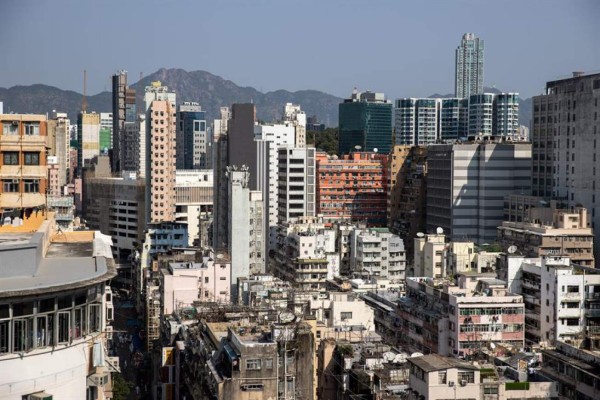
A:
[0,68,342,126]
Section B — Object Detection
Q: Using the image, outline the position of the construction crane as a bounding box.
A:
[82,69,87,113]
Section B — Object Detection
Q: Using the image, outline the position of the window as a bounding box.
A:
[0,321,8,353]
[24,123,40,136]
[340,312,352,321]
[89,304,101,333]
[58,311,70,343]
[23,179,39,193]
[13,318,33,352]
[24,152,39,165]
[2,180,19,193]
[265,358,273,369]
[2,122,18,135]
[457,371,475,384]
[438,371,447,384]
[246,359,261,370]
[241,384,264,392]
[3,152,18,165]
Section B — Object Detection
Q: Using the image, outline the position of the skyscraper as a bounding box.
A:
[338,89,392,155]
[112,71,136,173]
[455,33,484,98]
[144,82,177,223]
[176,102,208,169]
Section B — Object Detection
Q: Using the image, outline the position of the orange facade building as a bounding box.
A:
[316,151,388,225]
[0,114,48,214]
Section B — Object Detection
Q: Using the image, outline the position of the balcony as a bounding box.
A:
[562,292,581,300]
[587,326,600,335]
[522,279,541,290]
[586,292,600,301]
[585,309,600,318]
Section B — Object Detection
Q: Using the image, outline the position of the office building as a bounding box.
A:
[112,71,137,173]
[0,114,48,213]
[144,82,177,223]
[455,33,484,98]
[316,151,388,226]
[77,111,100,174]
[426,141,531,244]
[254,122,296,247]
[531,71,600,258]
[277,147,316,224]
[99,112,112,154]
[0,216,118,399]
[177,102,209,169]
[338,89,392,155]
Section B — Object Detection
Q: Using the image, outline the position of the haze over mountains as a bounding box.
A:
[0,68,532,127]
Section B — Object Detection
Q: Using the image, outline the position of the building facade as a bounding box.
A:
[338,90,392,155]
[455,33,484,99]
[0,114,48,213]
[426,142,532,244]
[316,151,388,226]
[176,102,208,169]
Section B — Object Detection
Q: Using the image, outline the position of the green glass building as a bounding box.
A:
[338,90,392,156]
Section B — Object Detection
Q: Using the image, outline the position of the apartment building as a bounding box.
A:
[455,33,484,98]
[388,146,427,262]
[76,111,100,174]
[350,227,406,281]
[0,114,48,213]
[283,103,307,148]
[160,253,231,313]
[316,151,388,226]
[144,82,177,224]
[427,141,531,244]
[505,256,600,347]
[398,276,524,357]
[498,207,594,266]
[413,231,447,277]
[47,111,70,188]
[174,169,213,247]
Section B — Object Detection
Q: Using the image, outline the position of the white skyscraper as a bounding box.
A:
[455,33,485,98]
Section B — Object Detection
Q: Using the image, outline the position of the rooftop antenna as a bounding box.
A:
[82,69,87,113]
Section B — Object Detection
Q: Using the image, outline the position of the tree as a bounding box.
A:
[307,128,338,155]
[112,373,132,400]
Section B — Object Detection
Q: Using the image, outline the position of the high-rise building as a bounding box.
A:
[47,111,70,189]
[338,89,392,155]
[277,147,316,224]
[112,71,137,173]
[99,112,112,154]
[121,114,144,175]
[212,108,231,250]
[228,104,257,188]
[0,114,48,213]
[427,141,531,244]
[316,151,388,225]
[227,167,265,300]
[176,102,209,169]
[455,33,484,98]
[532,71,600,259]
[77,111,100,175]
[144,82,177,224]
[394,93,518,145]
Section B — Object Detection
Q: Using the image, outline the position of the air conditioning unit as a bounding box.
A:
[460,379,467,386]
[448,381,455,387]
[89,371,110,387]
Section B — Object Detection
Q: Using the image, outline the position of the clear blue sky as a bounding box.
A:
[0,0,598,99]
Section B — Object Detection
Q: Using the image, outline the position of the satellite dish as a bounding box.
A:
[410,352,424,358]
[354,145,362,151]
[373,148,378,153]
[507,245,518,254]
[490,342,496,349]
[279,312,294,324]
[416,232,425,238]
[436,227,444,235]
[216,253,224,259]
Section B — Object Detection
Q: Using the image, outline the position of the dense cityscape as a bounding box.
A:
[0,6,599,400]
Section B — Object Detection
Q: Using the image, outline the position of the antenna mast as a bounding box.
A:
[82,69,87,113]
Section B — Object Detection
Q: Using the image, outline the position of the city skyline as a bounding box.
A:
[0,0,598,100]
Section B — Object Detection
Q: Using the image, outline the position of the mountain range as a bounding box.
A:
[0,67,532,127]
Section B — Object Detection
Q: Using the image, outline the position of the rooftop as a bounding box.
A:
[409,354,479,372]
